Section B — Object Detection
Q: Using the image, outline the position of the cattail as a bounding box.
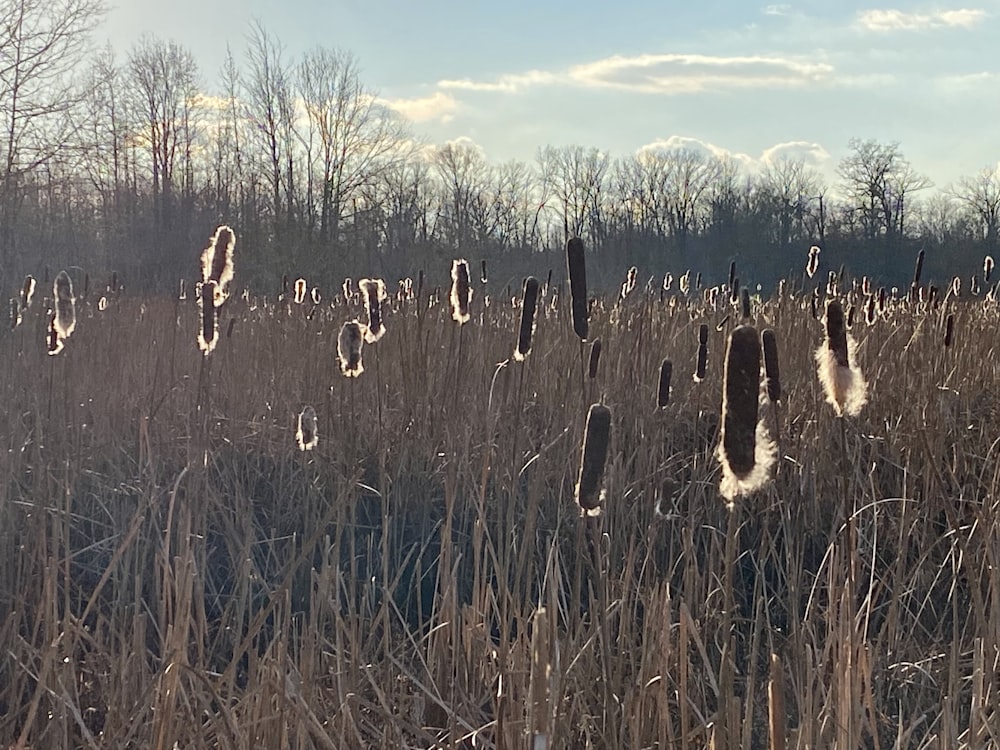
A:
[53,270,76,340]
[450,260,472,324]
[730,277,740,304]
[826,270,838,298]
[913,249,925,288]
[864,295,877,326]
[514,276,540,362]
[480,259,488,284]
[296,405,319,451]
[566,237,589,341]
[588,338,602,379]
[985,255,995,283]
[575,403,611,516]
[9,298,21,331]
[877,287,887,313]
[20,275,35,310]
[46,311,63,355]
[338,320,365,377]
[810,295,817,320]
[679,271,690,295]
[342,277,353,301]
[695,271,703,290]
[728,261,737,290]
[695,324,709,382]
[312,286,322,305]
[359,278,387,342]
[718,325,775,505]
[661,271,672,292]
[654,477,680,519]
[949,276,961,298]
[657,358,672,408]
[740,287,751,319]
[861,276,871,297]
[198,280,219,354]
[200,225,236,306]
[815,299,867,416]
[294,278,307,304]
[971,275,981,296]
[179,278,187,301]
[98,296,107,312]
[846,303,855,329]
[109,270,118,293]
[528,606,552,748]
[762,329,781,403]
[806,245,820,278]
[944,313,955,348]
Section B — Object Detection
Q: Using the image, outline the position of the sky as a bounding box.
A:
[100,0,1000,191]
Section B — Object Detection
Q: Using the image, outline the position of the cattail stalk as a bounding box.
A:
[566,238,589,341]
[296,405,319,451]
[575,404,611,516]
[338,320,365,377]
[514,276,540,361]
[718,325,775,505]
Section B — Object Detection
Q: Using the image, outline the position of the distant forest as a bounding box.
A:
[2,1,999,297]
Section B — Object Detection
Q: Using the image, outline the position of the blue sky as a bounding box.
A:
[101,1,1000,190]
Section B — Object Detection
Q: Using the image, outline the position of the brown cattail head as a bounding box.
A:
[566,237,589,341]
[806,245,820,278]
[338,320,365,377]
[985,255,995,283]
[718,325,775,508]
[740,287,751,319]
[294,278,307,304]
[200,225,236,306]
[359,278,387,341]
[695,323,709,382]
[913,248,925,288]
[588,338,602,379]
[762,328,781,403]
[944,313,955,348]
[514,276,540,362]
[179,278,187,301]
[9,298,21,331]
[296,405,319,451]
[971,275,981,296]
[53,270,76,340]
[657,358,673,408]
[815,298,868,416]
[730,277,740,304]
[198,280,219,354]
[20,275,35,310]
[575,403,611,516]
[311,286,321,305]
[728,260,737,289]
[480,259,488,284]
[450,259,472,324]
[46,311,63,355]
[864,294,877,326]
[718,325,775,505]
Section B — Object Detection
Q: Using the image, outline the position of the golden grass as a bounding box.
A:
[0,276,999,747]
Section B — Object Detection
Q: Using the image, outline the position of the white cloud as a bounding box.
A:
[855,8,987,32]
[381,91,458,123]
[763,4,793,16]
[636,136,758,170]
[761,141,832,168]
[437,52,834,96]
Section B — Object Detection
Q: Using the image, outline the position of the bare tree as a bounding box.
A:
[536,144,609,248]
[757,156,822,246]
[297,46,410,248]
[951,165,1000,249]
[0,0,106,270]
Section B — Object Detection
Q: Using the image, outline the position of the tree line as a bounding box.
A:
[2,1,999,296]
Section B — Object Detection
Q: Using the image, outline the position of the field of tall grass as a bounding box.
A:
[1,240,999,748]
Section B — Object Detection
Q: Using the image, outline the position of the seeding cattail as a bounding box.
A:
[971,275,981,296]
[98,296,107,311]
[311,286,321,305]
[740,288,751,319]
[575,403,612,516]
[359,278,387,342]
[864,295,877,326]
[694,324,709,382]
[53,270,76,340]
[46,311,63,355]
[566,237,589,341]
[661,272,672,292]
[815,299,868,417]
[912,248,925,288]
[450,259,472,324]
[514,276,540,362]
[588,338,602,379]
[862,276,871,297]
[296,405,319,451]
[826,270,838,298]
[944,314,955,348]
[679,271,690,295]
[654,477,680,519]
[338,320,365,377]
[949,276,961,298]
[293,278,307,304]
[178,278,187,301]
[198,280,219,354]
[718,325,775,505]
[985,256,995,283]
[200,225,236,306]
[762,329,781,403]
[9,298,20,331]
[806,245,820,278]
[20,275,35,310]
[657,358,673,408]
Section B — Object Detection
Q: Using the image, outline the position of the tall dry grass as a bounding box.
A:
[0,262,999,748]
